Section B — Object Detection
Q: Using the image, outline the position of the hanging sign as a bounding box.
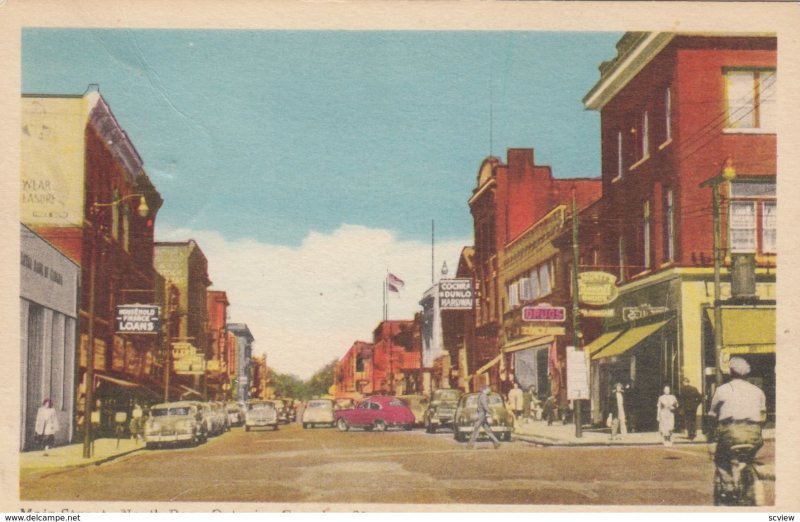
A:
[115,304,160,334]
[578,271,619,306]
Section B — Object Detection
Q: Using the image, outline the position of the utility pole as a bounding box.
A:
[572,192,583,438]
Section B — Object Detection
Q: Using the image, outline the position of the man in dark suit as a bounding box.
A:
[679,377,703,440]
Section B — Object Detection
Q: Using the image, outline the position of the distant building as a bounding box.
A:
[335,341,374,397]
[206,290,230,400]
[154,240,212,400]
[227,323,254,402]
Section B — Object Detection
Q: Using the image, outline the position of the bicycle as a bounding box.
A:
[713,443,765,506]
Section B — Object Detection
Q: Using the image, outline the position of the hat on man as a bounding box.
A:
[728,356,751,377]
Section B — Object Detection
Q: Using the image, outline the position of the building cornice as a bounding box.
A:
[583,32,675,111]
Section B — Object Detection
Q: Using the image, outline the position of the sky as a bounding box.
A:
[22,29,622,378]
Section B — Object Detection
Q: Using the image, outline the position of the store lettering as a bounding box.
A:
[21,252,64,286]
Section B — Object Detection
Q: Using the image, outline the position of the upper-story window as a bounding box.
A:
[664,87,672,143]
[643,200,651,269]
[615,131,624,180]
[724,69,776,132]
[641,110,650,159]
[111,190,120,241]
[728,181,776,254]
[506,258,555,311]
[664,189,675,262]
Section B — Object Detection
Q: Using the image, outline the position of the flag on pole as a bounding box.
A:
[387,273,405,293]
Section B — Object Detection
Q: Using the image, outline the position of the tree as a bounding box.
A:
[306,359,338,398]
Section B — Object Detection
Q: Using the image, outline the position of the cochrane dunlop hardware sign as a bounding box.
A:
[116,304,160,334]
[439,279,474,310]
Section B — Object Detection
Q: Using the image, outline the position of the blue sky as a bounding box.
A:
[22,29,623,376]
[23,29,621,246]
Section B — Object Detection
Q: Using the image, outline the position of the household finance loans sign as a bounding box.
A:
[439,279,474,310]
[116,304,160,334]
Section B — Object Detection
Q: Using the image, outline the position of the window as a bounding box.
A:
[665,87,672,143]
[111,191,119,241]
[729,181,776,255]
[508,281,519,310]
[664,189,675,262]
[725,69,776,132]
[616,131,623,179]
[643,200,651,269]
[538,261,552,296]
[618,235,625,281]
[762,201,776,253]
[122,208,130,252]
[507,259,555,310]
[729,201,757,253]
[642,110,650,159]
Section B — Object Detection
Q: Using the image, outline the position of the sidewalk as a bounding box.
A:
[20,438,146,473]
[512,418,776,447]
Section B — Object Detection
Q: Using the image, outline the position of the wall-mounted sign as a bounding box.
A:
[439,278,474,310]
[566,345,589,400]
[522,304,566,322]
[578,271,619,306]
[116,304,160,334]
[579,308,615,318]
[172,342,206,375]
[520,326,566,337]
[623,304,669,322]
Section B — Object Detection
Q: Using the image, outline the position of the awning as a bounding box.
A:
[179,385,203,399]
[96,374,139,388]
[583,331,624,357]
[705,308,775,352]
[592,319,671,360]
[503,335,554,354]
[474,354,502,376]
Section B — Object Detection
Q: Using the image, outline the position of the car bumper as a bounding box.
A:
[247,420,277,427]
[145,432,194,443]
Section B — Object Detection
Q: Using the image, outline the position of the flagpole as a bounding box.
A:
[431,220,435,285]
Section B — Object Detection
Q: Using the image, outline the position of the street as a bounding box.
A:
[19,423,775,506]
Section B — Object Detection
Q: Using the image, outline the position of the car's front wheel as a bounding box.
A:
[374,420,387,432]
[337,418,350,432]
[303,423,308,429]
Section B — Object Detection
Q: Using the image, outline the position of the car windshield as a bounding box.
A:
[226,405,239,412]
[151,407,191,417]
[249,402,274,411]
[434,390,461,401]
[389,399,405,407]
[307,401,331,409]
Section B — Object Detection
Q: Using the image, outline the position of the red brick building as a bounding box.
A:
[468,149,600,392]
[371,320,419,395]
[335,341,374,397]
[22,87,165,437]
[206,290,230,399]
[582,33,777,427]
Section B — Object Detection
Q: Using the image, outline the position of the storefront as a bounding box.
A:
[20,225,79,451]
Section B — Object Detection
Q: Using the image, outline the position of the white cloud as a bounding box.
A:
[156,224,470,379]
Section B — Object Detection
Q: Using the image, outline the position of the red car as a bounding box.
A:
[334,396,415,432]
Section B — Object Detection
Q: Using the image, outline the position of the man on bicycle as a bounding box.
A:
[708,357,766,500]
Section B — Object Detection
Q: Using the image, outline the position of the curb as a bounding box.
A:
[21,446,145,474]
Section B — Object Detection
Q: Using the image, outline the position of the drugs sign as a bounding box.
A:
[116,305,160,334]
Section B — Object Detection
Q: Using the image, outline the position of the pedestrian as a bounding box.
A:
[543,394,557,426]
[467,385,501,450]
[508,382,524,421]
[607,382,628,440]
[558,394,570,425]
[129,402,144,443]
[657,385,679,446]
[679,377,702,440]
[34,398,59,456]
[624,382,639,433]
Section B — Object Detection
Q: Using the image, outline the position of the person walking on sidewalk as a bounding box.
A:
[508,382,524,422]
[543,394,558,426]
[35,398,59,456]
[607,383,628,440]
[467,386,501,450]
[657,385,679,446]
[679,377,702,440]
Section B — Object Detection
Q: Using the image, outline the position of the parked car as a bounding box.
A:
[144,401,206,448]
[197,402,225,437]
[334,398,357,410]
[334,396,415,432]
[245,400,279,431]
[274,398,290,424]
[302,399,335,428]
[226,403,245,427]
[452,392,514,442]
[424,388,462,433]
[211,401,231,432]
[398,394,429,426]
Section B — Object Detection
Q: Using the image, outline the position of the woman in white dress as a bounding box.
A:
[657,385,679,446]
[35,398,59,455]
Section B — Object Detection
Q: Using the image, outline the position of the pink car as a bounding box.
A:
[334,396,415,432]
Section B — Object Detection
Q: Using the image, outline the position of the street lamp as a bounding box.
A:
[83,193,150,458]
[701,158,736,389]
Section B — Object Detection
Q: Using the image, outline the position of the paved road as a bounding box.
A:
[20,423,775,506]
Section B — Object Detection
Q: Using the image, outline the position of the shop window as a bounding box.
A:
[762,201,776,253]
[725,69,776,132]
